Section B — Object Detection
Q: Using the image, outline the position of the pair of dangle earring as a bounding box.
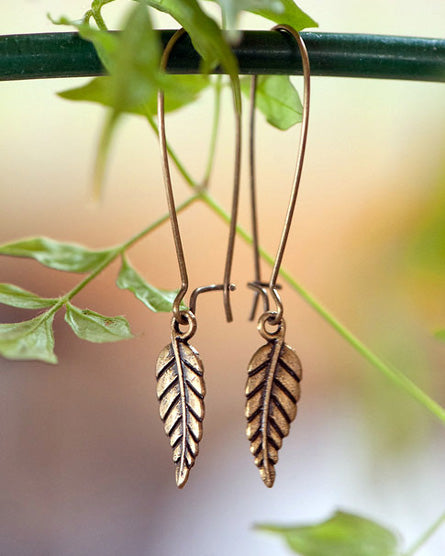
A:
[155,29,241,488]
[156,25,310,488]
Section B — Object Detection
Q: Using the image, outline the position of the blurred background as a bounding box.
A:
[1,1,444,554]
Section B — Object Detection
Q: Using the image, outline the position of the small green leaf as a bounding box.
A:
[59,74,210,117]
[250,0,318,30]
[256,510,400,556]
[108,3,161,111]
[53,3,164,195]
[0,237,113,273]
[143,0,241,111]
[206,0,279,30]
[0,284,58,309]
[435,329,445,342]
[241,75,302,130]
[0,313,57,364]
[49,15,118,72]
[206,0,317,30]
[117,257,182,312]
[65,303,133,343]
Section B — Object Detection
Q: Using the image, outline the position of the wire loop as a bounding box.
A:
[171,310,197,341]
[248,25,311,325]
[158,28,241,324]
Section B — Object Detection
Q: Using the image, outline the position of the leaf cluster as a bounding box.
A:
[51,0,316,192]
[1,0,319,364]
[0,237,181,363]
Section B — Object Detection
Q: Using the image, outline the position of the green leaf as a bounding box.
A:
[53,3,164,195]
[91,0,115,9]
[65,303,133,343]
[142,0,241,111]
[256,510,400,556]
[58,74,210,117]
[206,0,317,30]
[95,2,161,193]
[109,3,161,111]
[117,257,183,312]
[206,0,280,30]
[0,284,58,309]
[250,0,317,30]
[241,75,302,130]
[0,314,57,364]
[435,329,445,342]
[0,237,113,273]
[49,16,118,72]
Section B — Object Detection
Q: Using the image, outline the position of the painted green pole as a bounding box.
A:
[1,31,445,82]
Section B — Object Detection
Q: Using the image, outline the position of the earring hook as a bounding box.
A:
[268,25,311,325]
[158,28,188,324]
[222,69,242,323]
[248,75,262,321]
[158,28,241,324]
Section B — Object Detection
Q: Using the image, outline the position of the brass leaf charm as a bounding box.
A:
[156,334,205,488]
[246,326,302,488]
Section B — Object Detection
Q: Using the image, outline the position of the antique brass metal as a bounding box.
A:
[246,315,302,487]
[245,25,311,487]
[156,29,240,487]
[156,312,204,488]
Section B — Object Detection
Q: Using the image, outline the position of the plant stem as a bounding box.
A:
[202,75,223,188]
[404,512,445,556]
[199,190,445,425]
[92,10,108,31]
[121,193,199,250]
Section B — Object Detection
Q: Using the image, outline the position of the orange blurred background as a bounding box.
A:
[1,1,444,555]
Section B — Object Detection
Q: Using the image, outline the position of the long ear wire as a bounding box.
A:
[248,75,262,321]
[222,63,242,323]
[158,28,189,325]
[267,24,311,324]
[159,30,241,323]
[248,26,310,322]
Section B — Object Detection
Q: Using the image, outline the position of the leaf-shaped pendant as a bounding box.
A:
[156,318,205,488]
[245,316,302,487]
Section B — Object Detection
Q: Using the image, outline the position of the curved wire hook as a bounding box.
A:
[268,25,311,324]
[158,29,241,324]
[189,283,236,316]
[158,28,188,324]
[222,67,242,323]
[248,74,262,321]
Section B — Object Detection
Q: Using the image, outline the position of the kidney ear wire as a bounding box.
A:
[248,25,310,324]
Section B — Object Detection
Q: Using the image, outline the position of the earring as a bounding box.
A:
[245,24,311,488]
[155,30,241,488]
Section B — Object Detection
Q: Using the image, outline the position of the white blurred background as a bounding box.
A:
[1,1,444,555]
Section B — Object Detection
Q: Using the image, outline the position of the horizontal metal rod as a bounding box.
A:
[1,31,445,82]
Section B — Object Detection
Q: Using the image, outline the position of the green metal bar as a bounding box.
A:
[1,31,445,82]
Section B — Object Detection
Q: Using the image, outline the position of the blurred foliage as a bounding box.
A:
[256,510,400,556]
